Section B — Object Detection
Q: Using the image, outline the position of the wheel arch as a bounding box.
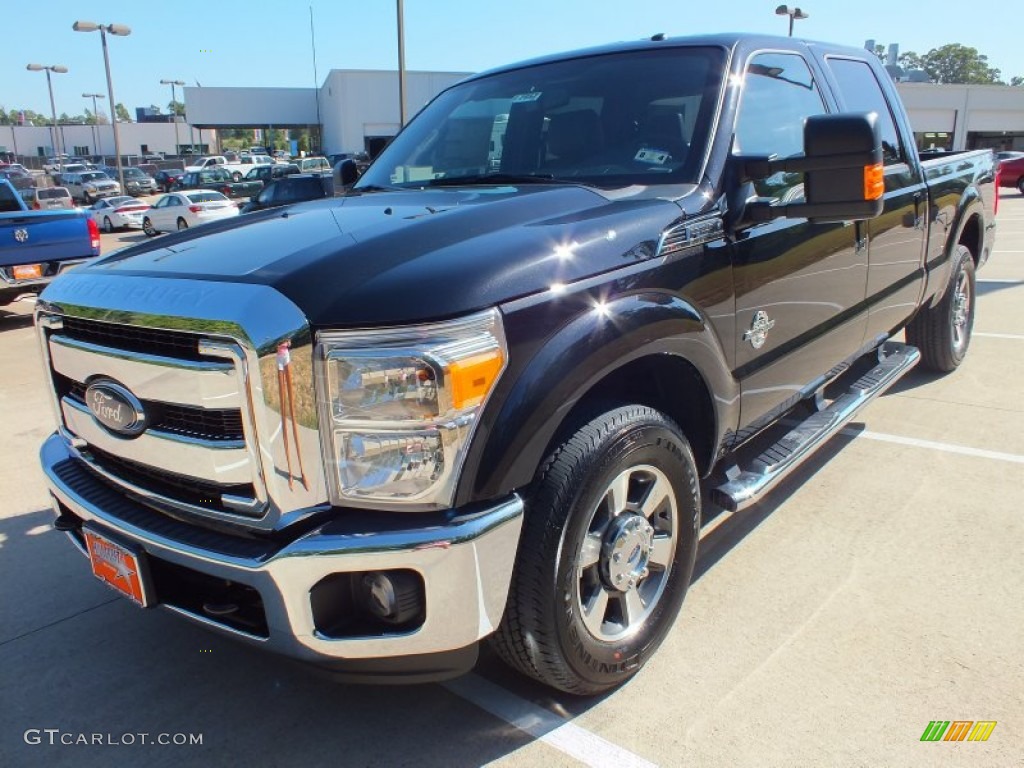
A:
[455,291,738,507]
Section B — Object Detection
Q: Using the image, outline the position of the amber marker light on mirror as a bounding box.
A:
[864,163,885,200]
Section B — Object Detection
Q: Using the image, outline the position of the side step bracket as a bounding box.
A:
[712,341,920,513]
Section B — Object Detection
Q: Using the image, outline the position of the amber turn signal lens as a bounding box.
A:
[450,350,505,410]
[863,163,885,200]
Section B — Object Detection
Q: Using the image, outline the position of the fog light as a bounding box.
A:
[358,570,422,625]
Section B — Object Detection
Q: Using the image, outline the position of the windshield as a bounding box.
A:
[186,192,228,203]
[358,47,724,191]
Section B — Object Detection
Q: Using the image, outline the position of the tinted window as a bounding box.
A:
[0,182,21,212]
[734,52,827,200]
[186,192,227,203]
[825,57,903,165]
[358,47,726,189]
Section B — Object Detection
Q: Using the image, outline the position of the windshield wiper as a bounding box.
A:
[425,173,557,187]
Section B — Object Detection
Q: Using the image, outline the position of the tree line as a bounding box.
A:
[0,100,184,126]
[873,43,1022,85]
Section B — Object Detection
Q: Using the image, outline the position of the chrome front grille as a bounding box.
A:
[59,376,245,443]
[35,274,329,532]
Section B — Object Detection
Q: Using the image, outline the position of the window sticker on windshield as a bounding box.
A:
[511,92,542,103]
[635,148,670,165]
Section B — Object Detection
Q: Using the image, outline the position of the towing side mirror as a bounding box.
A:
[335,159,359,188]
[739,112,884,224]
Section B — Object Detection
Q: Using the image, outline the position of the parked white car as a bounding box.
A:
[88,196,151,232]
[142,190,239,235]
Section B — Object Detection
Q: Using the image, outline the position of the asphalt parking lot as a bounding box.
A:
[1,196,1022,768]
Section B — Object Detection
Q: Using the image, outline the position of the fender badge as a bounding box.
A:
[14,228,29,243]
[743,310,775,349]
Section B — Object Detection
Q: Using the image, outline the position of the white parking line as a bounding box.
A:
[444,674,658,768]
[841,428,1024,464]
[975,332,1024,340]
[977,278,1023,283]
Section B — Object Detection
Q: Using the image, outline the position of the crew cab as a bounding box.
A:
[223,154,275,181]
[0,179,99,307]
[173,168,262,200]
[36,34,995,694]
[183,155,228,173]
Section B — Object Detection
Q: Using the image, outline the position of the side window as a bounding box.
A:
[825,57,903,165]
[735,52,827,201]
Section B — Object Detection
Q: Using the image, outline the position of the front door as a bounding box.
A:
[729,51,868,433]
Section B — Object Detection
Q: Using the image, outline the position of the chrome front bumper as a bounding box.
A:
[41,432,523,668]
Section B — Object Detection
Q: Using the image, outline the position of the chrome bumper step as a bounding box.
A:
[712,341,920,513]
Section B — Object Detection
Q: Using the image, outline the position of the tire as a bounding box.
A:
[177,218,188,231]
[905,243,976,372]
[1017,177,1024,195]
[102,216,113,234]
[142,217,157,237]
[491,405,700,694]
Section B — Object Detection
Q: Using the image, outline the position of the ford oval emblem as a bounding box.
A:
[84,379,148,437]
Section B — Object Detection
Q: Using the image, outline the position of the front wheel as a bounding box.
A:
[142,217,157,237]
[905,243,975,372]
[491,405,700,694]
[177,218,188,231]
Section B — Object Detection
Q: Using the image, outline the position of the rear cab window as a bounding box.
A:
[823,56,906,166]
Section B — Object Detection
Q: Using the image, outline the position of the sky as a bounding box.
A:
[1,0,1021,119]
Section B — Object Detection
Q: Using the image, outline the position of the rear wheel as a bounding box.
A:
[102,216,114,233]
[142,217,157,237]
[905,243,975,372]
[177,218,188,231]
[491,405,700,694]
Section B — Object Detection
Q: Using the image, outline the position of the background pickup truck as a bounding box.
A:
[174,168,263,200]
[36,33,995,695]
[0,179,99,307]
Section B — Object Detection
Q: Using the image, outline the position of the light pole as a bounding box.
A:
[775,5,809,37]
[396,0,407,126]
[73,20,131,190]
[160,79,185,156]
[26,64,68,171]
[82,92,105,156]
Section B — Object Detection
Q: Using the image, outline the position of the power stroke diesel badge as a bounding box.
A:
[84,379,148,437]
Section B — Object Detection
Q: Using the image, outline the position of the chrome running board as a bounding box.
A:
[712,341,920,513]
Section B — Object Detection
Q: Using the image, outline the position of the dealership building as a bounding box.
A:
[3,68,1024,161]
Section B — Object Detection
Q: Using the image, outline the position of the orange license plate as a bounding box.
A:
[83,526,152,607]
[12,263,43,280]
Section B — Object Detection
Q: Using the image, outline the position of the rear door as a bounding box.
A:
[730,50,867,431]
[820,55,928,341]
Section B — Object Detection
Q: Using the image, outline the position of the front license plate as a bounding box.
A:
[12,263,43,280]
[83,526,152,607]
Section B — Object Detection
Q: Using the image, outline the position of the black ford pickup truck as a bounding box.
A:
[36,34,996,694]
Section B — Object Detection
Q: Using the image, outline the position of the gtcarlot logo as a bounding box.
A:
[23,729,203,746]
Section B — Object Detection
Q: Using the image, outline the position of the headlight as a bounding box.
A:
[315,308,506,510]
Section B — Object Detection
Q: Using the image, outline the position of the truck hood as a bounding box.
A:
[81,185,686,326]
